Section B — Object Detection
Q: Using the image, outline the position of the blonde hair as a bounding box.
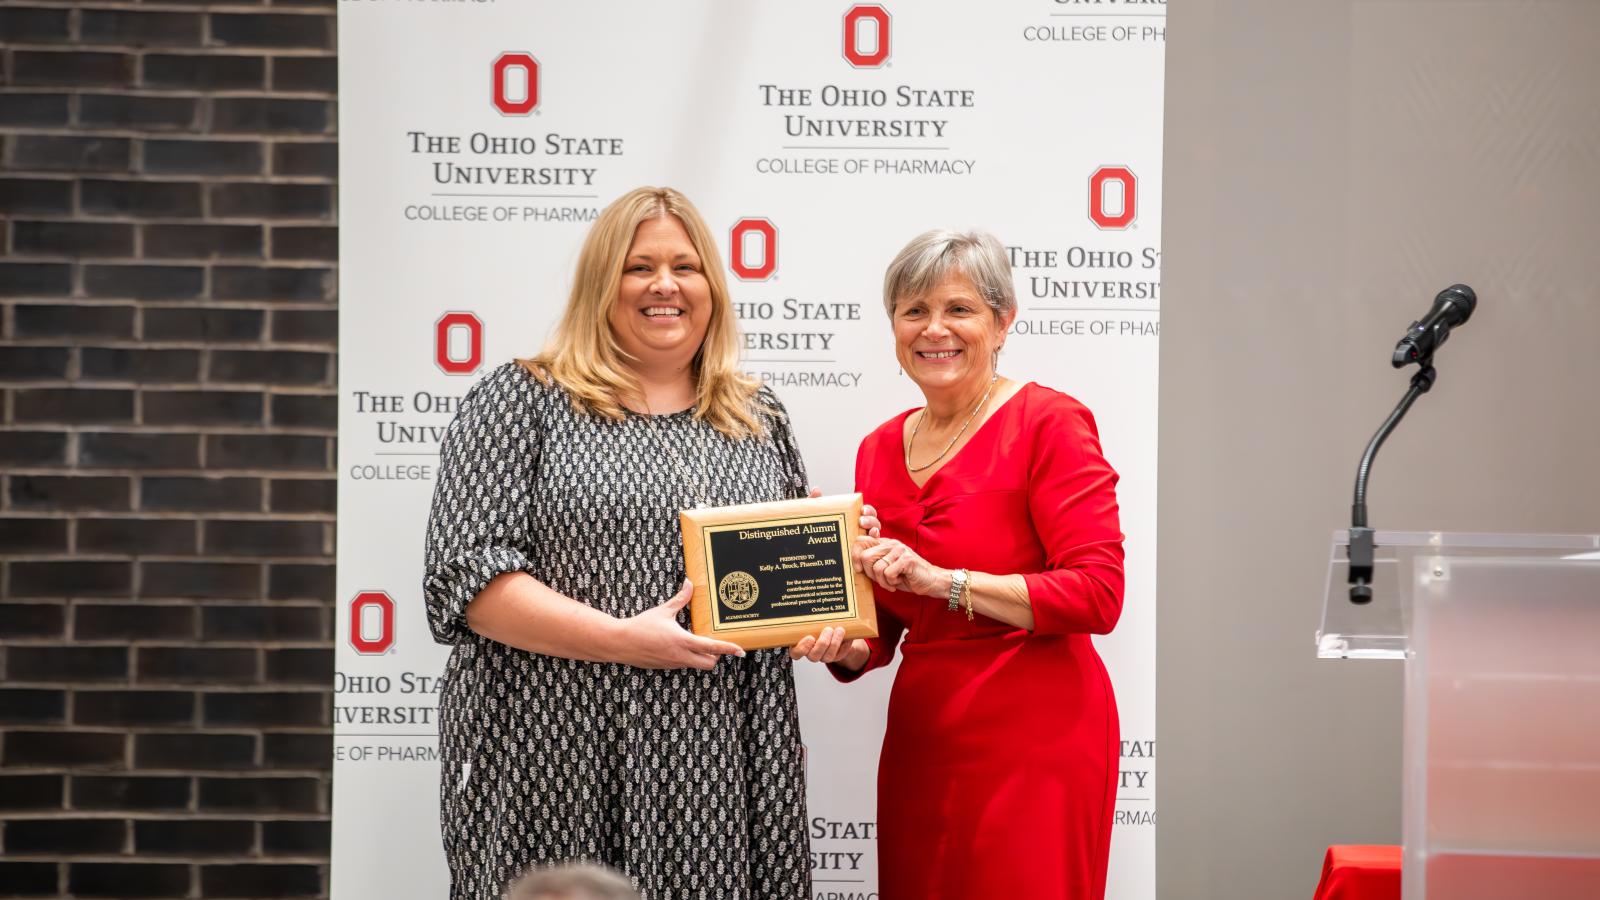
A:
[521,186,766,438]
[882,229,1016,321]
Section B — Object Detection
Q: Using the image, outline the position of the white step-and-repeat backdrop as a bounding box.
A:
[335,3,1163,897]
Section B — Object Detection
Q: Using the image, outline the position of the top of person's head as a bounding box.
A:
[519,186,768,439]
[506,862,640,900]
[881,228,1015,323]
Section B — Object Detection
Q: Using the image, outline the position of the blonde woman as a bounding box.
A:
[423,187,811,899]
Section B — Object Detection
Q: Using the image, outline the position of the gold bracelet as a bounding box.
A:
[962,573,975,621]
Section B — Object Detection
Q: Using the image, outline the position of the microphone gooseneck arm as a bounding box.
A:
[1348,364,1437,604]
[1347,283,1473,605]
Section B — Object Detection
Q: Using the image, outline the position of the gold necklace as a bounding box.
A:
[905,373,998,473]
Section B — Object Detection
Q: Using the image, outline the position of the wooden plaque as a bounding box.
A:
[680,493,879,651]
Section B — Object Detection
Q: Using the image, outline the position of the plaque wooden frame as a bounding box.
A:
[680,493,878,650]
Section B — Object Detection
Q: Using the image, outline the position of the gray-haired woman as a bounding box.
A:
[791,229,1127,899]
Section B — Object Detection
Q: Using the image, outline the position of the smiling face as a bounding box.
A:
[892,271,1014,397]
[607,215,713,373]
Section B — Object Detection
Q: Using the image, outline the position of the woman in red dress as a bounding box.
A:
[792,229,1126,899]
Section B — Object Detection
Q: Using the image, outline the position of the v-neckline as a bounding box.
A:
[898,381,1031,494]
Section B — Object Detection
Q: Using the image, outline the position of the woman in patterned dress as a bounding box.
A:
[423,187,812,899]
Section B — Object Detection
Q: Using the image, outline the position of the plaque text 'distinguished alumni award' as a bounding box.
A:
[680,494,878,650]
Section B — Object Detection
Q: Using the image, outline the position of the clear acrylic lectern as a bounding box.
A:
[1321,530,1600,899]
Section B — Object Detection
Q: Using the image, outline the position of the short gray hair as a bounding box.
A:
[881,229,1016,321]
[507,863,639,900]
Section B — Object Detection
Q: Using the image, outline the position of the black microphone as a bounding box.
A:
[1350,283,1478,604]
[1392,284,1477,367]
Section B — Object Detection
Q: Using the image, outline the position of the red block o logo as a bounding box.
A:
[1089,166,1138,230]
[349,591,396,656]
[435,312,484,375]
[492,52,540,115]
[843,5,891,68]
[729,219,778,281]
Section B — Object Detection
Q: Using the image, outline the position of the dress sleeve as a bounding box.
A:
[829,427,908,683]
[422,363,545,646]
[1020,394,1126,635]
[757,385,809,500]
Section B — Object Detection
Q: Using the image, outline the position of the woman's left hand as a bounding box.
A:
[854,536,946,598]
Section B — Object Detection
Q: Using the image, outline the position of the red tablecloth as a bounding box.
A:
[1312,845,1401,900]
[1314,844,1600,899]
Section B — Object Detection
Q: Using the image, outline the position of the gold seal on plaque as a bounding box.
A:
[718,571,760,611]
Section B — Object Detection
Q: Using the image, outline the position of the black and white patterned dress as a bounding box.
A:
[423,362,812,900]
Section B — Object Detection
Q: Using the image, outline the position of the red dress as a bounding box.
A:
[835,382,1125,899]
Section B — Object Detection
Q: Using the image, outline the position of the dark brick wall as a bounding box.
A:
[1,2,337,895]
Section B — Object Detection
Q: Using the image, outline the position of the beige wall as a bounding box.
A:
[1158,1,1600,896]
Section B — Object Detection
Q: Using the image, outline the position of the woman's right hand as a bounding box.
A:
[860,503,882,539]
[612,580,746,670]
[789,626,870,671]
